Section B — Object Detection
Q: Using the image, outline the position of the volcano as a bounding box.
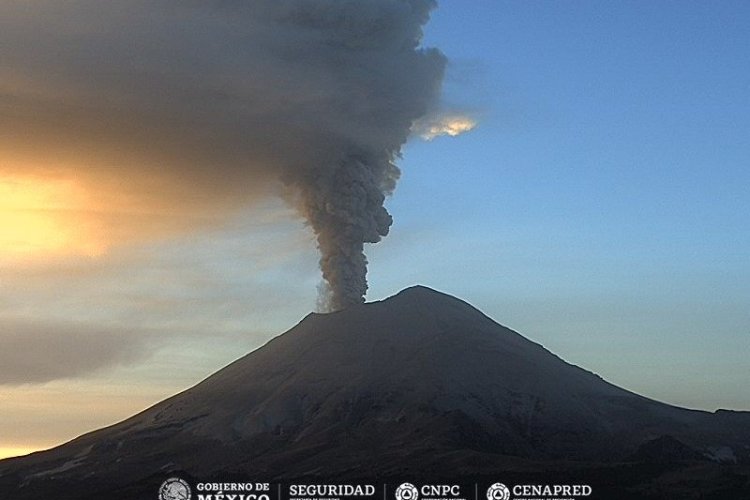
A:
[1,286,749,498]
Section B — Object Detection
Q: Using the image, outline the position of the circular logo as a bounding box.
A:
[159,477,191,500]
[486,483,510,500]
[395,483,419,500]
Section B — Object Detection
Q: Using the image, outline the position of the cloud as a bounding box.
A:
[0,318,155,385]
[412,112,478,140]
[0,212,321,385]
[0,0,447,307]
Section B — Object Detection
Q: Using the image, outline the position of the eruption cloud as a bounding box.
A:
[0,0,447,310]
[303,158,398,311]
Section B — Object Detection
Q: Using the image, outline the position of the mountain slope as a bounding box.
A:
[1,286,748,497]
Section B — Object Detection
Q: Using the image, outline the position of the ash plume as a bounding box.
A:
[0,0,446,310]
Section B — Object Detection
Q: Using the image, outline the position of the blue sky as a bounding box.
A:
[1,1,748,458]
[370,0,750,409]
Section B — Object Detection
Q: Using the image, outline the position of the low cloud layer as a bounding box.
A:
[0,0,447,308]
[0,319,152,384]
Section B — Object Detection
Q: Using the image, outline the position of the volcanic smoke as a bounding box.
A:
[0,0,448,310]
[279,0,447,310]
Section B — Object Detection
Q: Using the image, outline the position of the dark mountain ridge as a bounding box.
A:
[1,286,748,498]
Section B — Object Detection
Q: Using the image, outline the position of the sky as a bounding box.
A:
[1,0,749,460]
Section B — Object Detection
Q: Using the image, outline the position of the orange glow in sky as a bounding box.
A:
[0,447,41,460]
[0,175,106,259]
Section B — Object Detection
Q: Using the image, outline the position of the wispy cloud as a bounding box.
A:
[0,208,319,385]
[412,112,477,140]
